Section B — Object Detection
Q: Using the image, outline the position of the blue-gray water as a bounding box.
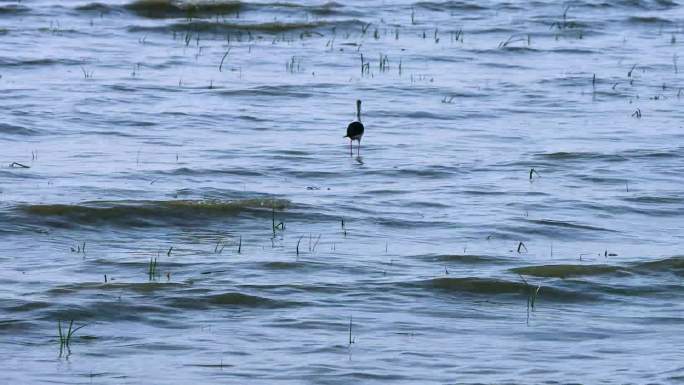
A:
[2,0,684,383]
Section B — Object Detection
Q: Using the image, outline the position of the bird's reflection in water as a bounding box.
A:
[354,156,364,165]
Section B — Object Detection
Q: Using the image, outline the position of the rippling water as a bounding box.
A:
[2,0,684,383]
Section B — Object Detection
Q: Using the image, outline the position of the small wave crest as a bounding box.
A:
[0,123,39,136]
[0,57,84,67]
[535,151,626,162]
[627,15,672,24]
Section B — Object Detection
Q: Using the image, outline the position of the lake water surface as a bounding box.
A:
[1,0,684,383]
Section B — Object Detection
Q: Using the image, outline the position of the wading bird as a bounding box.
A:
[344,100,365,156]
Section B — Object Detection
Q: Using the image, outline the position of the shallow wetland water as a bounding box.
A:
[1,0,684,383]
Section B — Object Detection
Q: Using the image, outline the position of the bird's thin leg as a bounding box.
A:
[357,139,361,156]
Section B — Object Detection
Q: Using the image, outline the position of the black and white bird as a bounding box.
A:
[344,100,364,156]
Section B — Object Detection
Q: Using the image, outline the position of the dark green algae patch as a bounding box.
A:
[511,256,684,279]
[510,264,624,278]
[77,0,346,19]
[126,20,355,34]
[18,198,289,226]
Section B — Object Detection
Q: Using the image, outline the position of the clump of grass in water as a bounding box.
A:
[451,29,464,43]
[148,257,158,281]
[348,315,355,345]
[529,168,540,181]
[326,37,335,52]
[498,34,530,48]
[517,241,528,254]
[70,241,86,255]
[378,54,390,72]
[359,54,370,76]
[285,56,303,73]
[58,320,87,357]
[272,202,284,236]
[550,5,576,30]
[308,234,321,254]
[627,63,637,78]
[518,274,541,325]
[296,235,303,259]
[361,22,371,36]
[214,238,225,254]
[80,66,93,79]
